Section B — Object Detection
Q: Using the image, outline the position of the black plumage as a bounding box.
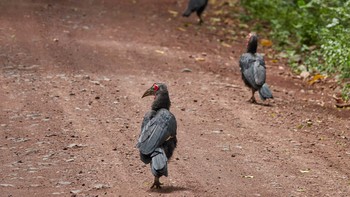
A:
[137,83,177,189]
[239,33,273,103]
[182,0,208,24]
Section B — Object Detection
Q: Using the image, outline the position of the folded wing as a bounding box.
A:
[137,109,177,156]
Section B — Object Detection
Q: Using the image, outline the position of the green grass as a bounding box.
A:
[240,0,350,100]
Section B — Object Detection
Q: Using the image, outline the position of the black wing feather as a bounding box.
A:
[239,53,266,90]
[183,0,208,16]
[137,109,176,155]
[253,61,266,86]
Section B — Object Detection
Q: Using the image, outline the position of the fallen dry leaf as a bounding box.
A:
[210,17,221,23]
[333,94,350,108]
[296,124,304,129]
[168,10,178,17]
[308,74,325,85]
[181,68,192,73]
[155,50,165,54]
[221,42,231,48]
[213,10,224,15]
[242,175,254,179]
[238,23,249,29]
[260,39,273,47]
[224,18,234,25]
[299,169,310,173]
[195,57,205,61]
[177,27,186,32]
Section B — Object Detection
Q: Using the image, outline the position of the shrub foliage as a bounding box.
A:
[241,0,350,98]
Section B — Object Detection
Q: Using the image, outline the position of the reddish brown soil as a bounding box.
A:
[0,1,349,196]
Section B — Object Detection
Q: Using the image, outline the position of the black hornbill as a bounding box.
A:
[239,32,273,103]
[136,83,177,189]
[182,0,208,25]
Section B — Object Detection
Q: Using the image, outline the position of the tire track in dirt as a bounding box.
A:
[1,1,349,197]
[40,71,166,196]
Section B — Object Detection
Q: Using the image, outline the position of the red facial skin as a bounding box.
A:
[153,83,159,99]
[153,83,159,92]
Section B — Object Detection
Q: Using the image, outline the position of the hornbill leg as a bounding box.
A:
[197,13,203,25]
[150,176,162,189]
[249,90,257,103]
[198,18,203,25]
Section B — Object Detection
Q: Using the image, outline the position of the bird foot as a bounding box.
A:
[150,180,163,189]
[248,97,257,104]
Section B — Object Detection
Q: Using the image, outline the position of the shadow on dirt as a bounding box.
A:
[245,100,273,107]
[149,185,190,193]
[254,102,273,107]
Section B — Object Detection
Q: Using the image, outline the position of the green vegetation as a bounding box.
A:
[240,0,350,100]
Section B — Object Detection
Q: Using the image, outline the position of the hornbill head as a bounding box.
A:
[246,32,258,54]
[142,83,167,98]
[142,83,171,113]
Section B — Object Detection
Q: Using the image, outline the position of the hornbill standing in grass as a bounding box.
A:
[182,0,208,25]
[136,83,177,189]
[239,32,273,103]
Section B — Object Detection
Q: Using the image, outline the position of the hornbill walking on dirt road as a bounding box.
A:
[136,83,177,189]
[182,0,208,24]
[239,32,273,103]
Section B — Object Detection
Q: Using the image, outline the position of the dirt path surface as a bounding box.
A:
[1,1,349,196]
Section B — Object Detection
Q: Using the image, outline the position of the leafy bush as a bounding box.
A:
[240,0,350,98]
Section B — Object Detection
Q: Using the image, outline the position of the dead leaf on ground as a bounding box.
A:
[221,42,231,48]
[238,23,249,29]
[181,68,192,73]
[242,175,254,179]
[299,169,310,173]
[210,17,221,23]
[168,10,178,17]
[206,26,217,31]
[260,39,273,47]
[213,10,224,15]
[155,50,165,54]
[308,74,325,85]
[300,71,310,79]
[66,143,86,148]
[195,57,205,61]
[333,95,350,108]
[93,183,111,190]
[224,18,234,25]
[177,27,186,32]
[0,184,14,187]
[296,124,304,129]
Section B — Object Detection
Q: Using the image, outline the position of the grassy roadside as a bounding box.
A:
[206,0,350,102]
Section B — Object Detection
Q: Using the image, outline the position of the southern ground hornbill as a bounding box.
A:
[136,83,177,189]
[182,0,208,25]
[239,32,273,103]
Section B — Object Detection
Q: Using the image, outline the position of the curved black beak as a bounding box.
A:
[142,87,154,98]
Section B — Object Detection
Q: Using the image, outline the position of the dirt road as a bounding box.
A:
[1,1,349,196]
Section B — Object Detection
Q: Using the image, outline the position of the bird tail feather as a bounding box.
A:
[151,148,168,177]
[140,152,151,164]
[163,137,177,159]
[259,83,273,100]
